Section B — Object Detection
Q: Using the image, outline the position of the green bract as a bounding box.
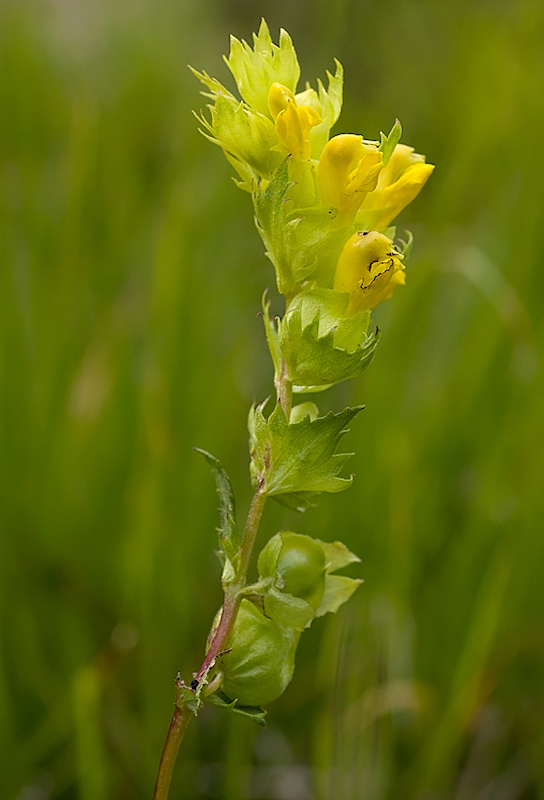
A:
[220,599,298,706]
[248,402,362,500]
[294,60,344,159]
[224,20,300,118]
[276,289,380,391]
[253,161,350,295]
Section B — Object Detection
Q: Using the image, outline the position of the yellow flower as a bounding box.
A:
[357,144,434,230]
[333,230,405,313]
[318,134,383,228]
[268,82,322,161]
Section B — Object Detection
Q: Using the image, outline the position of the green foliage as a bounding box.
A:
[378,118,403,167]
[224,19,300,118]
[253,162,350,294]
[194,448,240,568]
[194,93,283,183]
[249,402,362,496]
[277,289,380,390]
[296,59,344,157]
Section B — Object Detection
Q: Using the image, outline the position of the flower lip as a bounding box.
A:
[319,134,383,228]
[334,230,405,313]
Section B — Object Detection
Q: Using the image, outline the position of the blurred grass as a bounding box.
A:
[1,0,544,798]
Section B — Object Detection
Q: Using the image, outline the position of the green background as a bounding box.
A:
[1,0,543,797]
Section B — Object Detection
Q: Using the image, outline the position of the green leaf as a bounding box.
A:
[311,59,344,157]
[224,19,300,118]
[280,290,380,390]
[253,161,294,294]
[283,206,349,288]
[316,539,361,572]
[188,66,238,103]
[249,402,363,496]
[379,118,402,167]
[207,691,267,726]
[316,574,363,617]
[195,448,240,562]
[253,165,351,294]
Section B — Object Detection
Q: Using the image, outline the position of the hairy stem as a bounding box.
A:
[152,485,267,800]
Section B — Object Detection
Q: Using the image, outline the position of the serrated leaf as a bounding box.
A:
[250,403,363,496]
[188,66,238,103]
[224,19,300,118]
[253,161,294,294]
[379,119,402,167]
[253,165,351,294]
[195,448,240,562]
[280,290,380,389]
[315,574,363,617]
[316,539,361,572]
[208,691,267,726]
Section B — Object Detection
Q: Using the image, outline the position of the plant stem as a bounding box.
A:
[238,484,267,580]
[197,484,267,678]
[152,702,193,800]
[276,358,292,420]
[152,485,267,800]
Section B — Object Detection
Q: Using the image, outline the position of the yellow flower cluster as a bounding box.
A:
[192,20,433,312]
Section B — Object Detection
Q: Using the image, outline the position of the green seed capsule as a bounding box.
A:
[259,532,327,611]
[220,599,298,706]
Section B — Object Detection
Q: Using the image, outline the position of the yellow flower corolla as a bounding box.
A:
[334,230,405,313]
[358,144,434,230]
[268,82,322,161]
[318,134,383,228]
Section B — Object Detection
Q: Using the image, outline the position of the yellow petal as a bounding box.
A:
[333,230,405,313]
[360,162,434,230]
[319,134,383,227]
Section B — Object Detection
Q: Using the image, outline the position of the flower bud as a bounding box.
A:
[220,599,298,706]
[268,82,296,118]
[269,83,322,161]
